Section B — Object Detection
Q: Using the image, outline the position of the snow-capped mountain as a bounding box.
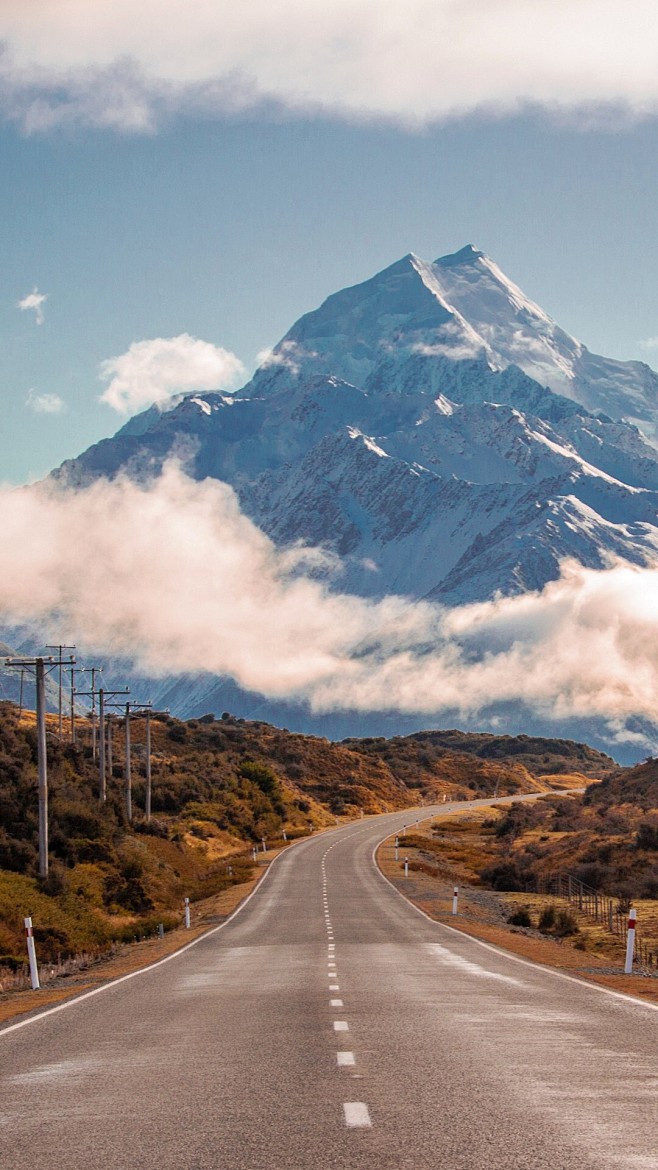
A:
[249,245,658,438]
[49,245,658,755]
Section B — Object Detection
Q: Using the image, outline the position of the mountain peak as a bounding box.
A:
[434,244,485,268]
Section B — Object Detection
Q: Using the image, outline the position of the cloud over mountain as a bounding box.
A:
[2,2,658,132]
[1,463,658,747]
[99,334,245,414]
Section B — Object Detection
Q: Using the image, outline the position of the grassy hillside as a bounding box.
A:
[0,701,613,972]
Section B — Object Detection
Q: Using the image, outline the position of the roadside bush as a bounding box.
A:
[538,905,556,931]
[480,861,525,891]
[507,907,532,928]
[538,904,579,937]
[636,822,658,850]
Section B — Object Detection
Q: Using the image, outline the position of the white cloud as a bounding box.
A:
[99,334,246,415]
[255,340,317,375]
[1,462,658,747]
[640,336,658,350]
[1,2,658,132]
[25,389,65,414]
[17,286,48,324]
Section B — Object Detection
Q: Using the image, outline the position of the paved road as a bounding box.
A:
[1,803,657,1169]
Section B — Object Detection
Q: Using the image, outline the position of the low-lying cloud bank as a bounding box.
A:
[1,2,658,132]
[1,465,657,746]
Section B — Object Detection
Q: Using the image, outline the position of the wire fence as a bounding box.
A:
[536,871,656,970]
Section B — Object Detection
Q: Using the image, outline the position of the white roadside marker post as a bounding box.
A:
[394,835,399,862]
[24,917,40,990]
[252,846,257,862]
[404,856,409,879]
[452,886,459,916]
[184,897,191,930]
[625,907,637,974]
[262,838,267,853]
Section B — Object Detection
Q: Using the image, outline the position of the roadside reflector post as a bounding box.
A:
[625,907,637,974]
[394,835,399,862]
[262,837,267,853]
[158,923,164,939]
[184,897,191,930]
[402,824,406,837]
[252,846,257,862]
[404,856,409,879]
[283,829,287,841]
[24,917,40,990]
[452,886,459,916]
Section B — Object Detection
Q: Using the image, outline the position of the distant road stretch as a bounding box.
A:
[1,800,657,1170]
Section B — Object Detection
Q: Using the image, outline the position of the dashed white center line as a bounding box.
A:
[333,1020,349,1032]
[329,984,340,990]
[343,1102,372,1128]
[337,1051,355,1067]
[330,998,343,1007]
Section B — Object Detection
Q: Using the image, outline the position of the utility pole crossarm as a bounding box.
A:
[46,644,76,741]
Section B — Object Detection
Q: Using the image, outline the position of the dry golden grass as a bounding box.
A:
[0,858,268,1026]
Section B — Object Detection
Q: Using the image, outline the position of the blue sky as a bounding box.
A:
[3,2,658,483]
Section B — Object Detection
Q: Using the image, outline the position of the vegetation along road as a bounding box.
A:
[1,801,656,1169]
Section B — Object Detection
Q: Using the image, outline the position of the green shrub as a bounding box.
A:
[508,907,532,928]
[538,904,556,931]
[480,861,525,891]
[538,904,579,937]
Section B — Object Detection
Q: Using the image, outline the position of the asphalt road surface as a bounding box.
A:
[2,803,657,1170]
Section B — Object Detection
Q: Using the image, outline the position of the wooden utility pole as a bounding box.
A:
[145,707,152,823]
[125,701,132,822]
[4,652,75,879]
[122,703,156,822]
[35,658,48,878]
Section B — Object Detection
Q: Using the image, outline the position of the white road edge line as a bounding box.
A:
[371,819,658,1015]
[0,827,330,1038]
